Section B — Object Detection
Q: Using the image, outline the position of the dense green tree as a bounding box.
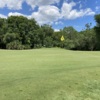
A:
[3,33,19,43]
[62,26,77,40]
[73,33,85,50]
[0,18,7,48]
[0,15,99,50]
[41,24,54,47]
[61,26,78,49]
[77,29,97,50]
[5,16,40,49]
[52,31,62,47]
[94,14,100,49]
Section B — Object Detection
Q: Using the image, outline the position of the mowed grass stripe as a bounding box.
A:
[0,48,100,100]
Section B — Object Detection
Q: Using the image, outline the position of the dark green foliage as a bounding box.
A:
[41,24,54,47]
[0,16,40,49]
[61,26,78,49]
[76,29,97,50]
[44,37,53,47]
[0,14,100,50]
[0,18,7,49]
[3,33,19,43]
[95,14,100,27]
[63,26,77,40]
[94,14,100,49]
[64,39,75,49]
[6,41,24,50]
[52,31,62,47]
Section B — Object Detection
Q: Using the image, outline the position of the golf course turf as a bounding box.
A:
[0,48,100,100]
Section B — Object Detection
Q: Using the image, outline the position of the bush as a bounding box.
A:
[34,44,42,48]
[64,40,75,49]
[6,41,24,50]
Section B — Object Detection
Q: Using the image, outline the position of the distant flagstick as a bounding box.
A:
[61,35,65,41]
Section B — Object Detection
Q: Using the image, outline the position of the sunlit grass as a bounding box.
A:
[0,48,100,100]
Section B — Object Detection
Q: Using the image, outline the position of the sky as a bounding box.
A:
[0,0,100,31]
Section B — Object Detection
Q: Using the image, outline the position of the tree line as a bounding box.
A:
[0,14,100,50]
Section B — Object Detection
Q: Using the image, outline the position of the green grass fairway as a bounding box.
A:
[0,48,100,100]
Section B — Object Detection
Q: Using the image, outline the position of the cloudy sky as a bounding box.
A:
[0,0,100,31]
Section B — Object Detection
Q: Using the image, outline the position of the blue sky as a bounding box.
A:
[0,0,100,31]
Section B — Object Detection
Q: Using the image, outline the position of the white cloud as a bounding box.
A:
[0,0,24,10]
[54,29,60,32]
[61,2,95,20]
[8,12,32,19]
[30,5,61,24]
[85,8,95,15]
[61,2,76,17]
[61,2,76,19]
[26,0,60,9]
[6,0,24,10]
[0,12,28,19]
[8,12,25,17]
[7,5,61,25]
[0,0,6,8]
[0,0,60,10]
[0,14,7,18]
[0,1,95,25]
